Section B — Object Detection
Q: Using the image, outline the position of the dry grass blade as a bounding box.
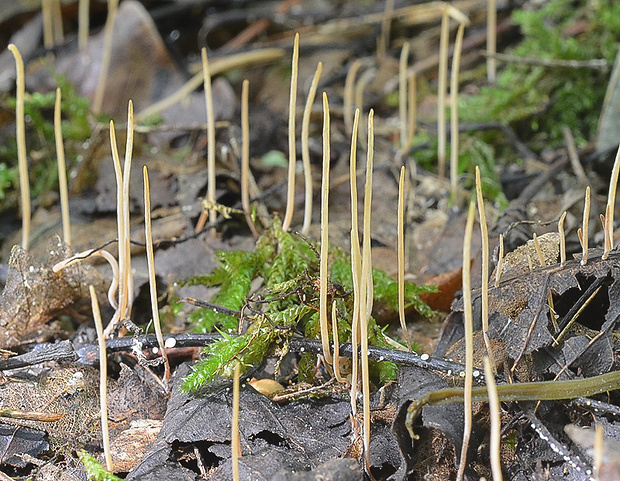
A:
[319,92,333,365]
[456,201,475,481]
[8,44,30,251]
[55,88,71,245]
[282,33,300,232]
[89,285,112,471]
[301,62,323,236]
[93,0,119,114]
[144,166,170,388]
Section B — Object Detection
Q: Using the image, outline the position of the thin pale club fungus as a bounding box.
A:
[377,0,395,59]
[360,110,375,473]
[399,42,410,151]
[355,69,375,146]
[42,0,54,49]
[578,186,590,265]
[397,166,412,351]
[486,0,497,83]
[120,101,135,325]
[8,44,31,250]
[349,109,361,418]
[53,248,119,310]
[456,201,475,481]
[343,60,362,135]
[319,92,333,365]
[603,143,620,259]
[240,80,258,237]
[52,0,64,45]
[437,7,450,179]
[407,71,417,148]
[475,167,492,361]
[449,22,466,202]
[89,285,113,471]
[144,166,170,387]
[495,234,504,288]
[93,0,119,114]
[55,88,71,245]
[558,211,567,267]
[331,301,347,384]
[484,356,503,481]
[78,0,90,53]
[282,33,300,232]
[195,47,217,233]
[232,361,241,481]
[594,424,604,480]
[301,62,323,236]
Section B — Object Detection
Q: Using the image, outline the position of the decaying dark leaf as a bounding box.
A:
[0,236,105,349]
[0,422,48,468]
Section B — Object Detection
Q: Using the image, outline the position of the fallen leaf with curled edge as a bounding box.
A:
[0,236,106,348]
[442,241,620,374]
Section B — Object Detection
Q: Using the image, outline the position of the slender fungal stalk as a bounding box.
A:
[495,234,504,288]
[240,80,258,237]
[282,33,300,232]
[93,0,119,114]
[604,144,620,259]
[594,424,603,480]
[54,249,119,310]
[51,0,64,45]
[195,47,217,233]
[580,186,590,265]
[42,0,54,49]
[484,357,503,481]
[143,166,170,387]
[332,301,347,383]
[397,167,412,351]
[108,121,125,330]
[55,88,71,245]
[301,62,323,236]
[8,45,30,251]
[319,92,333,365]
[360,110,375,473]
[355,69,375,146]
[532,234,545,267]
[378,0,395,58]
[89,285,113,471]
[475,168,492,363]
[486,0,497,83]
[399,42,410,150]
[407,71,417,148]
[456,201,476,481]
[344,60,362,135]
[437,7,450,178]
[349,109,361,417]
[450,23,466,200]
[559,211,567,266]
[121,101,134,318]
[232,361,241,481]
[78,0,90,53]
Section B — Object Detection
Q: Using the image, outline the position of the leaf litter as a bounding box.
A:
[0,0,620,480]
